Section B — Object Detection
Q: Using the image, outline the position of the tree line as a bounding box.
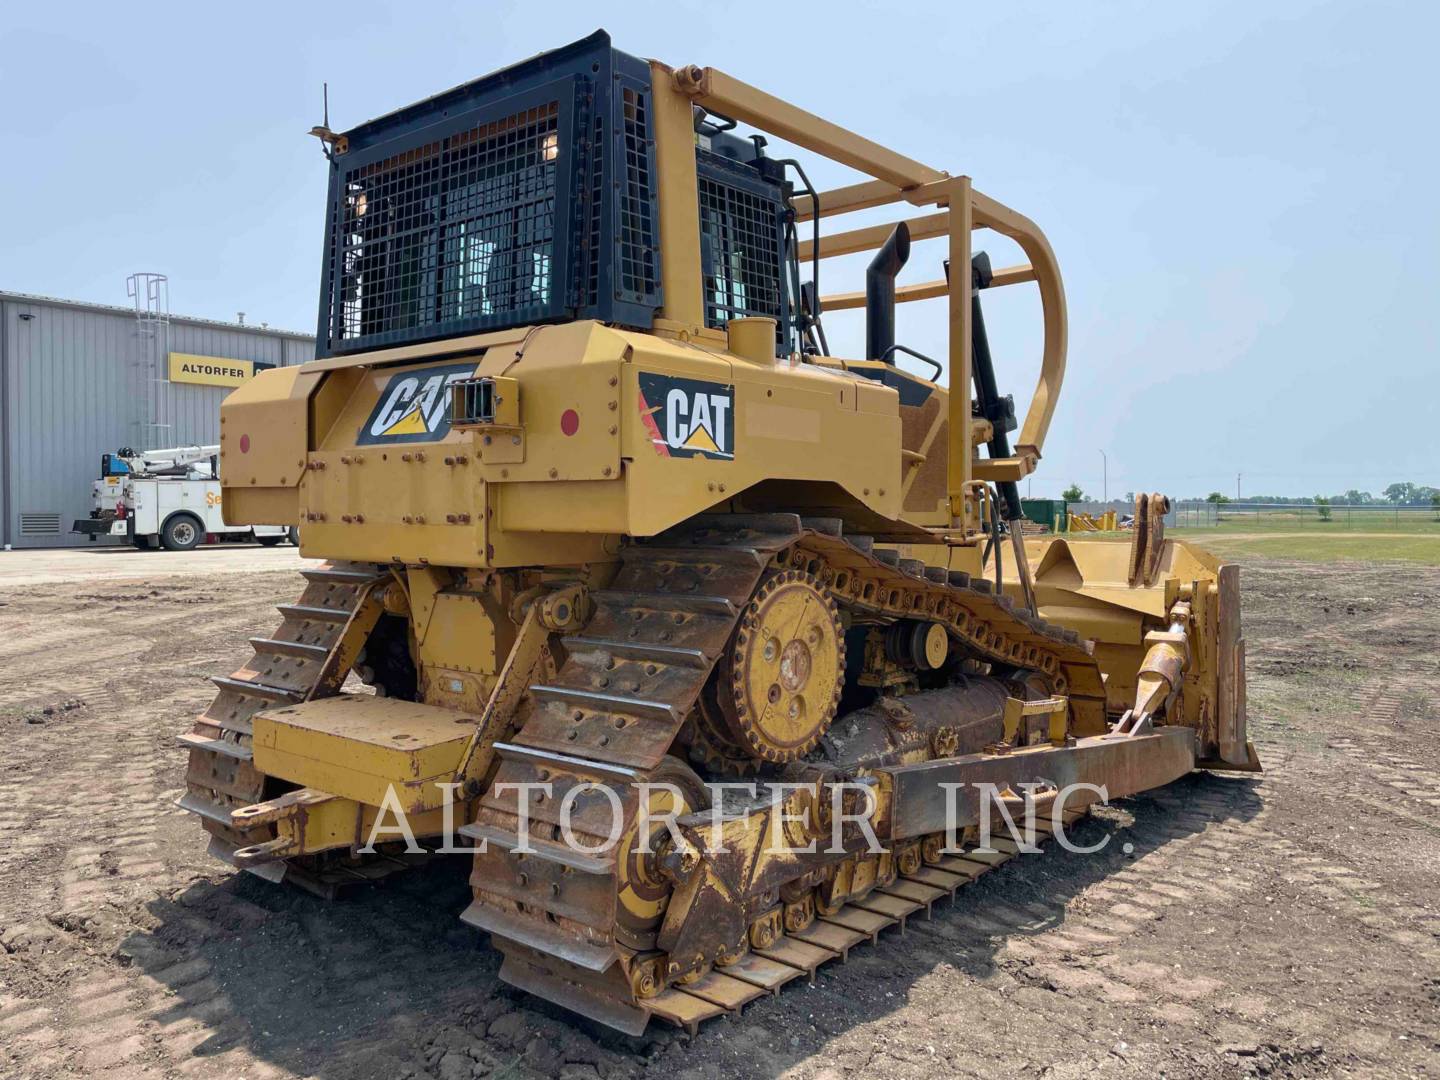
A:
[1200,484,1440,507]
[1047,484,1439,510]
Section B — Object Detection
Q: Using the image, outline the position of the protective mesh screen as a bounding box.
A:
[618,87,658,299]
[584,111,603,307]
[698,175,783,331]
[329,102,560,346]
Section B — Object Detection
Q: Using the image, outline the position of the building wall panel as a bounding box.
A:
[1,293,313,549]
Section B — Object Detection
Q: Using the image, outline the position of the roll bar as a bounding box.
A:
[656,60,1068,523]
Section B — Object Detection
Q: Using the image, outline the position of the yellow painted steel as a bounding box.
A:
[669,64,945,189]
[796,212,951,261]
[451,599,553,786]
[946,177,973,524]
[725,573,844,762]
[791,177,954,221]
[209,43,1251,879]
[1018,534,1242,760]
[650,60,706,337]
[970,191,1068,461]
[221,62,1076,554]
[301,327,531,375]
[219,364,320,525]
[1000,695,1070,747]
[252,696,475,813]
[255,791,456,860]
[170,58,1256,1048]
[412,582,519,712]
[1067,511,1117,531]
[821,264,1034,312]
[227,321,905,567]
[726,317,779,364]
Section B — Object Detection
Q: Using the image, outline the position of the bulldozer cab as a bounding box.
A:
[300,29,1065,537]
[315,31,793,360]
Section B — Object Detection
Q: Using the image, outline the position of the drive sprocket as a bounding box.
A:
[716,569,845,763]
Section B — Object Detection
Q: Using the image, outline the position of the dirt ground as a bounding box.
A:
[1,549,1437,1079]
[0,545,307,587]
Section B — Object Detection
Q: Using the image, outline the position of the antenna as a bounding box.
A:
[309,81,348,160]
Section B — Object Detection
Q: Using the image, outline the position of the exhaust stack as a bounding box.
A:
[865,222,911,362]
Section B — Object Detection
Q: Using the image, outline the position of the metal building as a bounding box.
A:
[0,285,314,548]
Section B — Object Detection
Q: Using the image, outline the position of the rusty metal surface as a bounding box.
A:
[460,902,619,973]
[880,726,1196,841]
[496,943,650,1035]
[468,513,1138,1032]
[1216,562,1250,765]
[815,679,1012,770]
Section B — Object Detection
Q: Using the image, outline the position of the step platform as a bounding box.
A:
[251,694,480,810]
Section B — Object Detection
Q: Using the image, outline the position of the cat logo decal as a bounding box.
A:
[637,373,734,460]
[359,362,476,445]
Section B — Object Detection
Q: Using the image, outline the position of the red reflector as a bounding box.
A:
[560,409,580,437]
[239,434,251,453]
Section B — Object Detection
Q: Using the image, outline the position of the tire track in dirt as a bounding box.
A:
[1322,673,1440,812]
[980,740,1439,1069]
[0,566,486,1078]
[2,559,1438,1079]
[0,571,313,1077]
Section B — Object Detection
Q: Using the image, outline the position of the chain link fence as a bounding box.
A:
[1170,501,1439,528]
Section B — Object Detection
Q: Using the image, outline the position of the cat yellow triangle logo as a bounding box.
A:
[682,423,721,455]
[636,372,734,460]
[381,403,430,437]
[359,361,478,446]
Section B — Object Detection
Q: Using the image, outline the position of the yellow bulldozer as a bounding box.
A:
[180,31,1257,1035]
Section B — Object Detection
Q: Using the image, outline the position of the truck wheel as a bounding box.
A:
[161,514,202,551]
[287,526,300,547]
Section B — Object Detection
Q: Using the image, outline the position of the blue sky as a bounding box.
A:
[2,0,1434,499]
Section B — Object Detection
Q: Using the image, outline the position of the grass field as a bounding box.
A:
[1057,515,1440,565]
[1176,530,1440,565]
[1205,510,1440,532]
[1171,516,1440,565]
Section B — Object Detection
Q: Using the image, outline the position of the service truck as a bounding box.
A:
[72,445,297,551]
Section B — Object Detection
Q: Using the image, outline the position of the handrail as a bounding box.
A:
[791,177,953,221]
[821,264,1035,311]
[658,61,1067,500]
[797,212,950,261]
[671,65,945,190]
[971,190,1067,458]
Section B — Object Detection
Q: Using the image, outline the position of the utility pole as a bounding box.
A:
[1100,450,1108,503]
[1236,472,1241,502]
